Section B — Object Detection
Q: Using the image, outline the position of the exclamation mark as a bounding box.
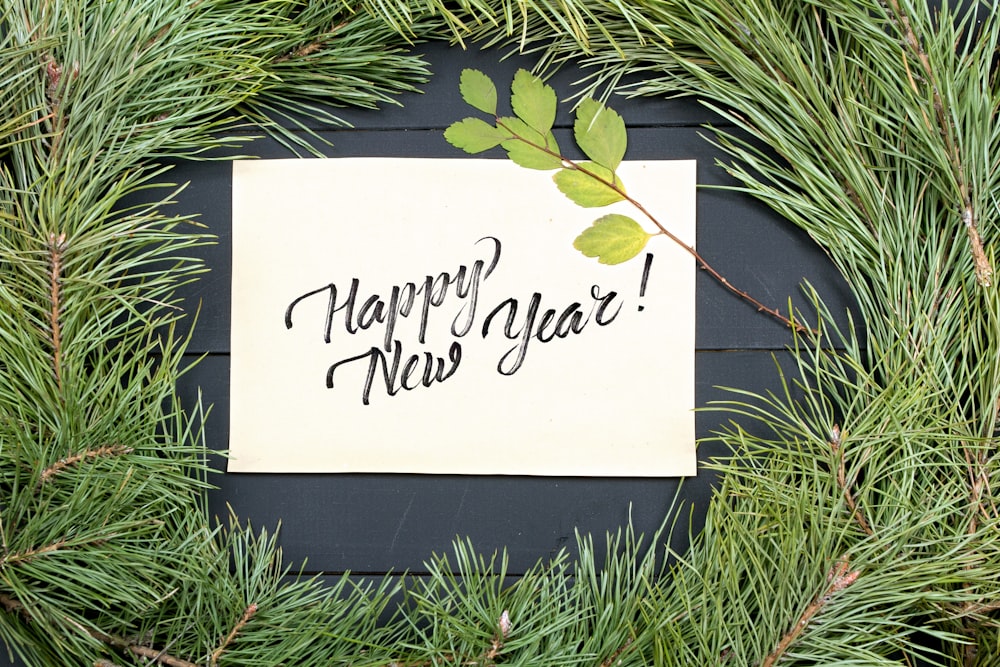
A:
[638,253,653,312]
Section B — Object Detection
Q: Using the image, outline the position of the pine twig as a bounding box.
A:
[274,22,348,63]
[94,631,201,667]
[0,539,66,567]
[600,637,633,667]
[210,603,257,666]
[0,590,202,667]
[36,445,134,489]
[829,425,874,536]
[47,232,67,392]
[760,557,861,667]
[883,0,993,287]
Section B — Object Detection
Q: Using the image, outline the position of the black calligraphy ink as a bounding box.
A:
[326,340,463,405]
[284,236,502,351]
[480,286,622,375]
[638,252,653,312]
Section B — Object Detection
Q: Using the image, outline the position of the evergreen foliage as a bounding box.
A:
[1,0,999,666]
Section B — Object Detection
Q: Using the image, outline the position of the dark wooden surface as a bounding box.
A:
[1,40,858,666]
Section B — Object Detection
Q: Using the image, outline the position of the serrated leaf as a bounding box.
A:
[573,214,651,265]
[445,117,505,153]
[459,69,497,115]
[511,69,557,136]
[498,116,562,170]
[553,162,626,207]
[575,98,627,171]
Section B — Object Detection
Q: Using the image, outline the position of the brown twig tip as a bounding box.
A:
[210,602,258,665]
[37,444,134,488]
[962,207,993,287]
[829,426,874,536]
[601,637,633,667]
[275,22,346,63]
[761,558,860,667]
[498,609,512,638]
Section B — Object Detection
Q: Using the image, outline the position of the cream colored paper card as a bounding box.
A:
[229,158,696,475]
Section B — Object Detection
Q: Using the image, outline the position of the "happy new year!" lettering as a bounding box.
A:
[283,236,628,404]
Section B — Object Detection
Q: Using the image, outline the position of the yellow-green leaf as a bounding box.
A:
[511,69,557,136]
[445,117,505,153]
[574,98,627,171]
[553,162,625,207]
[459,69,497,115]
[573,214,651,265]
[498,117,562,170]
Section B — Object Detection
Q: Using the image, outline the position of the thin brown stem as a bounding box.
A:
[883,0,993,287]
[0,590,202,667]
[36,444,134,489]
[495,118,813,335]
[760,557,860,667]
[274,22,347,63]
[210,602,257,666]
[600,637,633,667]
[48,232,67,392]
[95,631,201,667]
[829,425,874,536]
[0,539,66,567]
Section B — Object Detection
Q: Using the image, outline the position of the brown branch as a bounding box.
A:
[48,232,67,391]
[883,0,993,287]
[94,630,201,667]
[274,22,347,63]
[601,637,633,667]
[210,603,257,666]
[36,444,134,488]
[963,445,990,536]
[829,425,874,536]
[760,557,860,667]
[0,593,22,614]
[0,590,203,667]
[0,539,67,567]
[494,118,813,336]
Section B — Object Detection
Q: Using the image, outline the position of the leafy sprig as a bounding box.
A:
[446,68,807,333]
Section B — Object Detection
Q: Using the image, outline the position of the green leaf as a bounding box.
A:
[459,69,497,115]
[574,98,627,171]
[573,214,651,265]
[498,116,562,170]
[553,162,626,207]
[511,69,557,136]
[445,117,505,153]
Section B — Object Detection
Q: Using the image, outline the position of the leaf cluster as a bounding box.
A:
[446,68,654,265]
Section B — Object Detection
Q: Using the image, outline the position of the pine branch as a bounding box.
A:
[209,603,257,666]
[760,558,861,667]
[36,445,134,488]
[91,630,201,667]
[829,425,874,537]
[47,232,66,393]
[1,587,204,667]
[882,0,993,287]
